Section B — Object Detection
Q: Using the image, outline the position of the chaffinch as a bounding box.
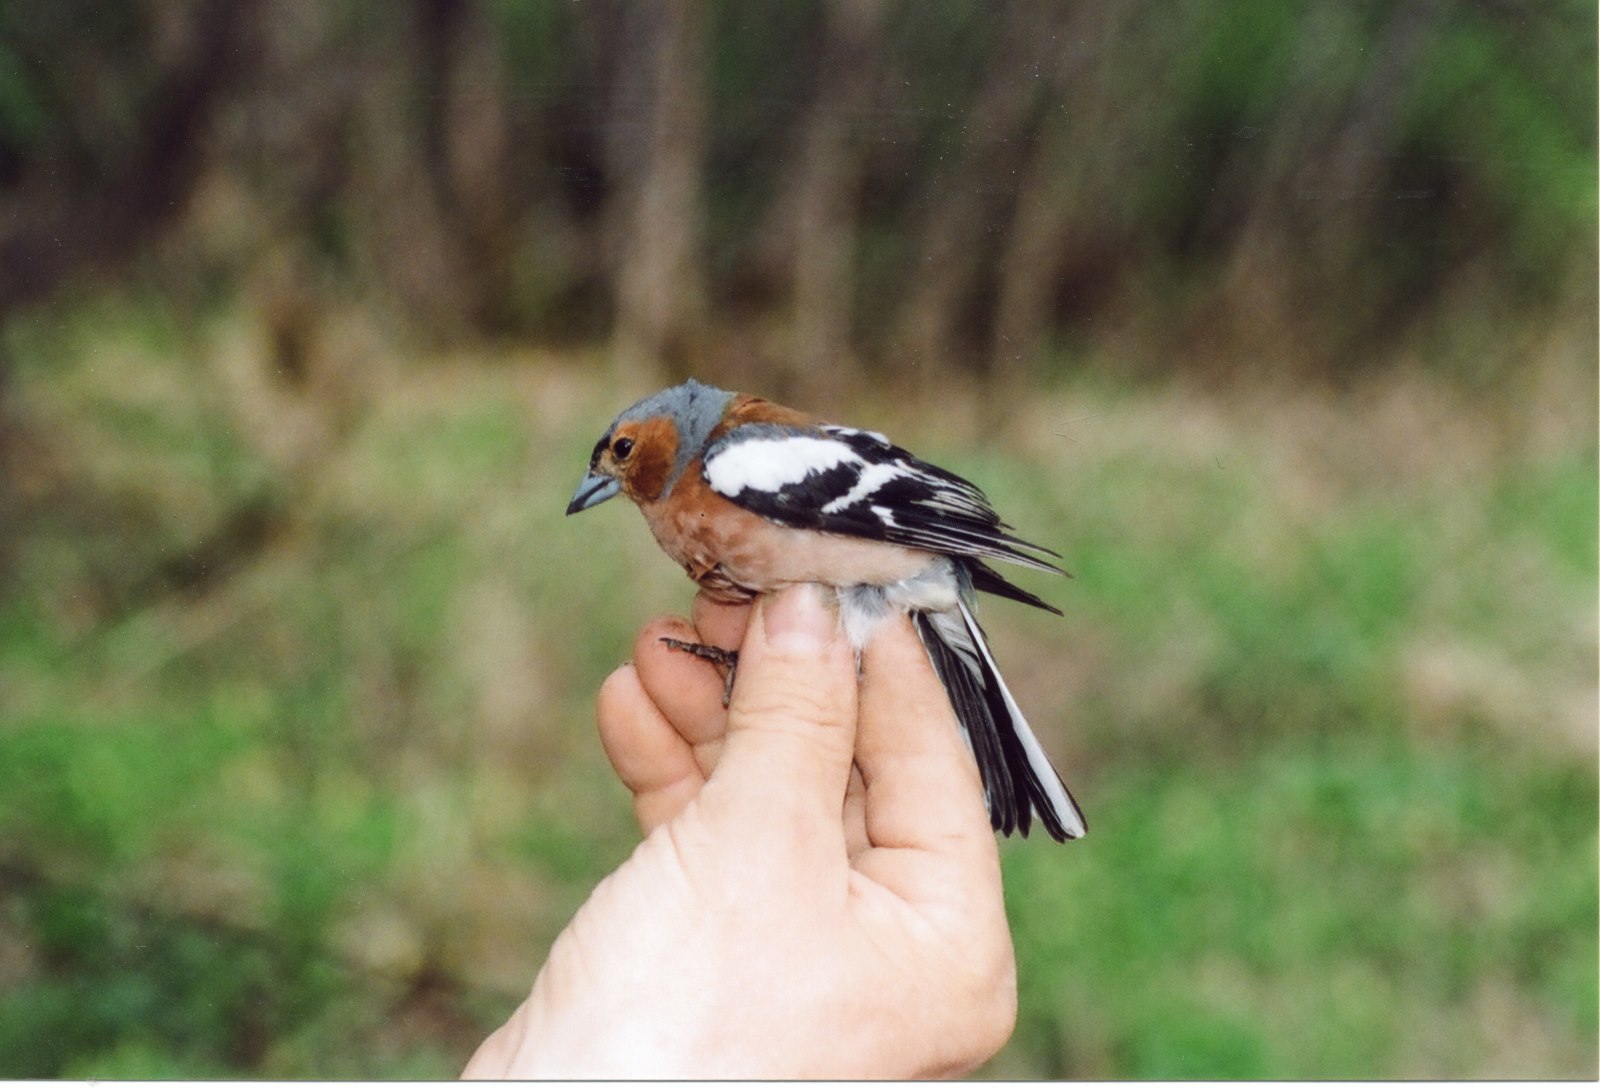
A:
[567,379,1086,841]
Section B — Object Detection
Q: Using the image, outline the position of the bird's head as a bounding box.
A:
[567,379,736,514]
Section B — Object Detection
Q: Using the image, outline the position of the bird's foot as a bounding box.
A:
[660,638,740,707]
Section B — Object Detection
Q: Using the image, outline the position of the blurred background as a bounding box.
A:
[0,0,1594,1078]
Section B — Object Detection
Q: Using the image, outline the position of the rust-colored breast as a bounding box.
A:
[639,449,935,602]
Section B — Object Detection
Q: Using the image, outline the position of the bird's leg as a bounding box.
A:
[660,638,740,707]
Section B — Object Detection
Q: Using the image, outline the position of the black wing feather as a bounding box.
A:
[706,424,1065,577]
[968,560,1065,615]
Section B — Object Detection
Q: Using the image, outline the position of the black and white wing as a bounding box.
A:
[701,422,1065,581]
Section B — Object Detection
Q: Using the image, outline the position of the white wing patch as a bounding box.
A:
[704,434,858,496]
[821,461,910,513]
[703,422,1062,577]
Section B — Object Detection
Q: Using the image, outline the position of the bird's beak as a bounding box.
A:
[566,470,621,515]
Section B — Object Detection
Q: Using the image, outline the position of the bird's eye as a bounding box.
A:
[612,436,635,460]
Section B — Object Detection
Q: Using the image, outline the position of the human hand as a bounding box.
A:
[462,584,1017,1079]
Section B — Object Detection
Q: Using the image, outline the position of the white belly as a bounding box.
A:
[836,557,962,648]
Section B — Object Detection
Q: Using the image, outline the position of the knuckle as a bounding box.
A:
[973,958,1019,1052]
[921,931,1017,1073]
[956,939,1018,1061]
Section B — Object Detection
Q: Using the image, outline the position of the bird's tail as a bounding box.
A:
[913,599,1087,841]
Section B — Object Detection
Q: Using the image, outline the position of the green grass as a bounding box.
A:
[0,298,1593,1077]
[1001,739,1595,1078]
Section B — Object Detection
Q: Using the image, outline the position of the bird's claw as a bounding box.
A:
[660,638,740,706]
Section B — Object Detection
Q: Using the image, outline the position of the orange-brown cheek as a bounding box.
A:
[621,417,679,503]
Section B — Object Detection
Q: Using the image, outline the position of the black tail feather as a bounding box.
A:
[912,605,1086,842]
[915,611,1016,833]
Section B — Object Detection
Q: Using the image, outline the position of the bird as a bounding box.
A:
[566,378,1086,841]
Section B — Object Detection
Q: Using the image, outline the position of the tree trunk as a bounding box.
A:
[609,0,709,384]
[989,0,1139,396]
[1203,0,1444,372]
[890,3,1072,383]
[0,0,255,319]
[781,0,889,397]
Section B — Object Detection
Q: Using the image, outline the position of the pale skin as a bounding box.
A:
[461,583,1018,1079]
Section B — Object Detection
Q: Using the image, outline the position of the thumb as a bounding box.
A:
[708,583,858,835]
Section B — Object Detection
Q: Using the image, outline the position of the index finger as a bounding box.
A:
[692,591,754,652]
[854,613,998,872]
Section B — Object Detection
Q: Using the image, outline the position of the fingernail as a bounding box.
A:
[761,584,832,654]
